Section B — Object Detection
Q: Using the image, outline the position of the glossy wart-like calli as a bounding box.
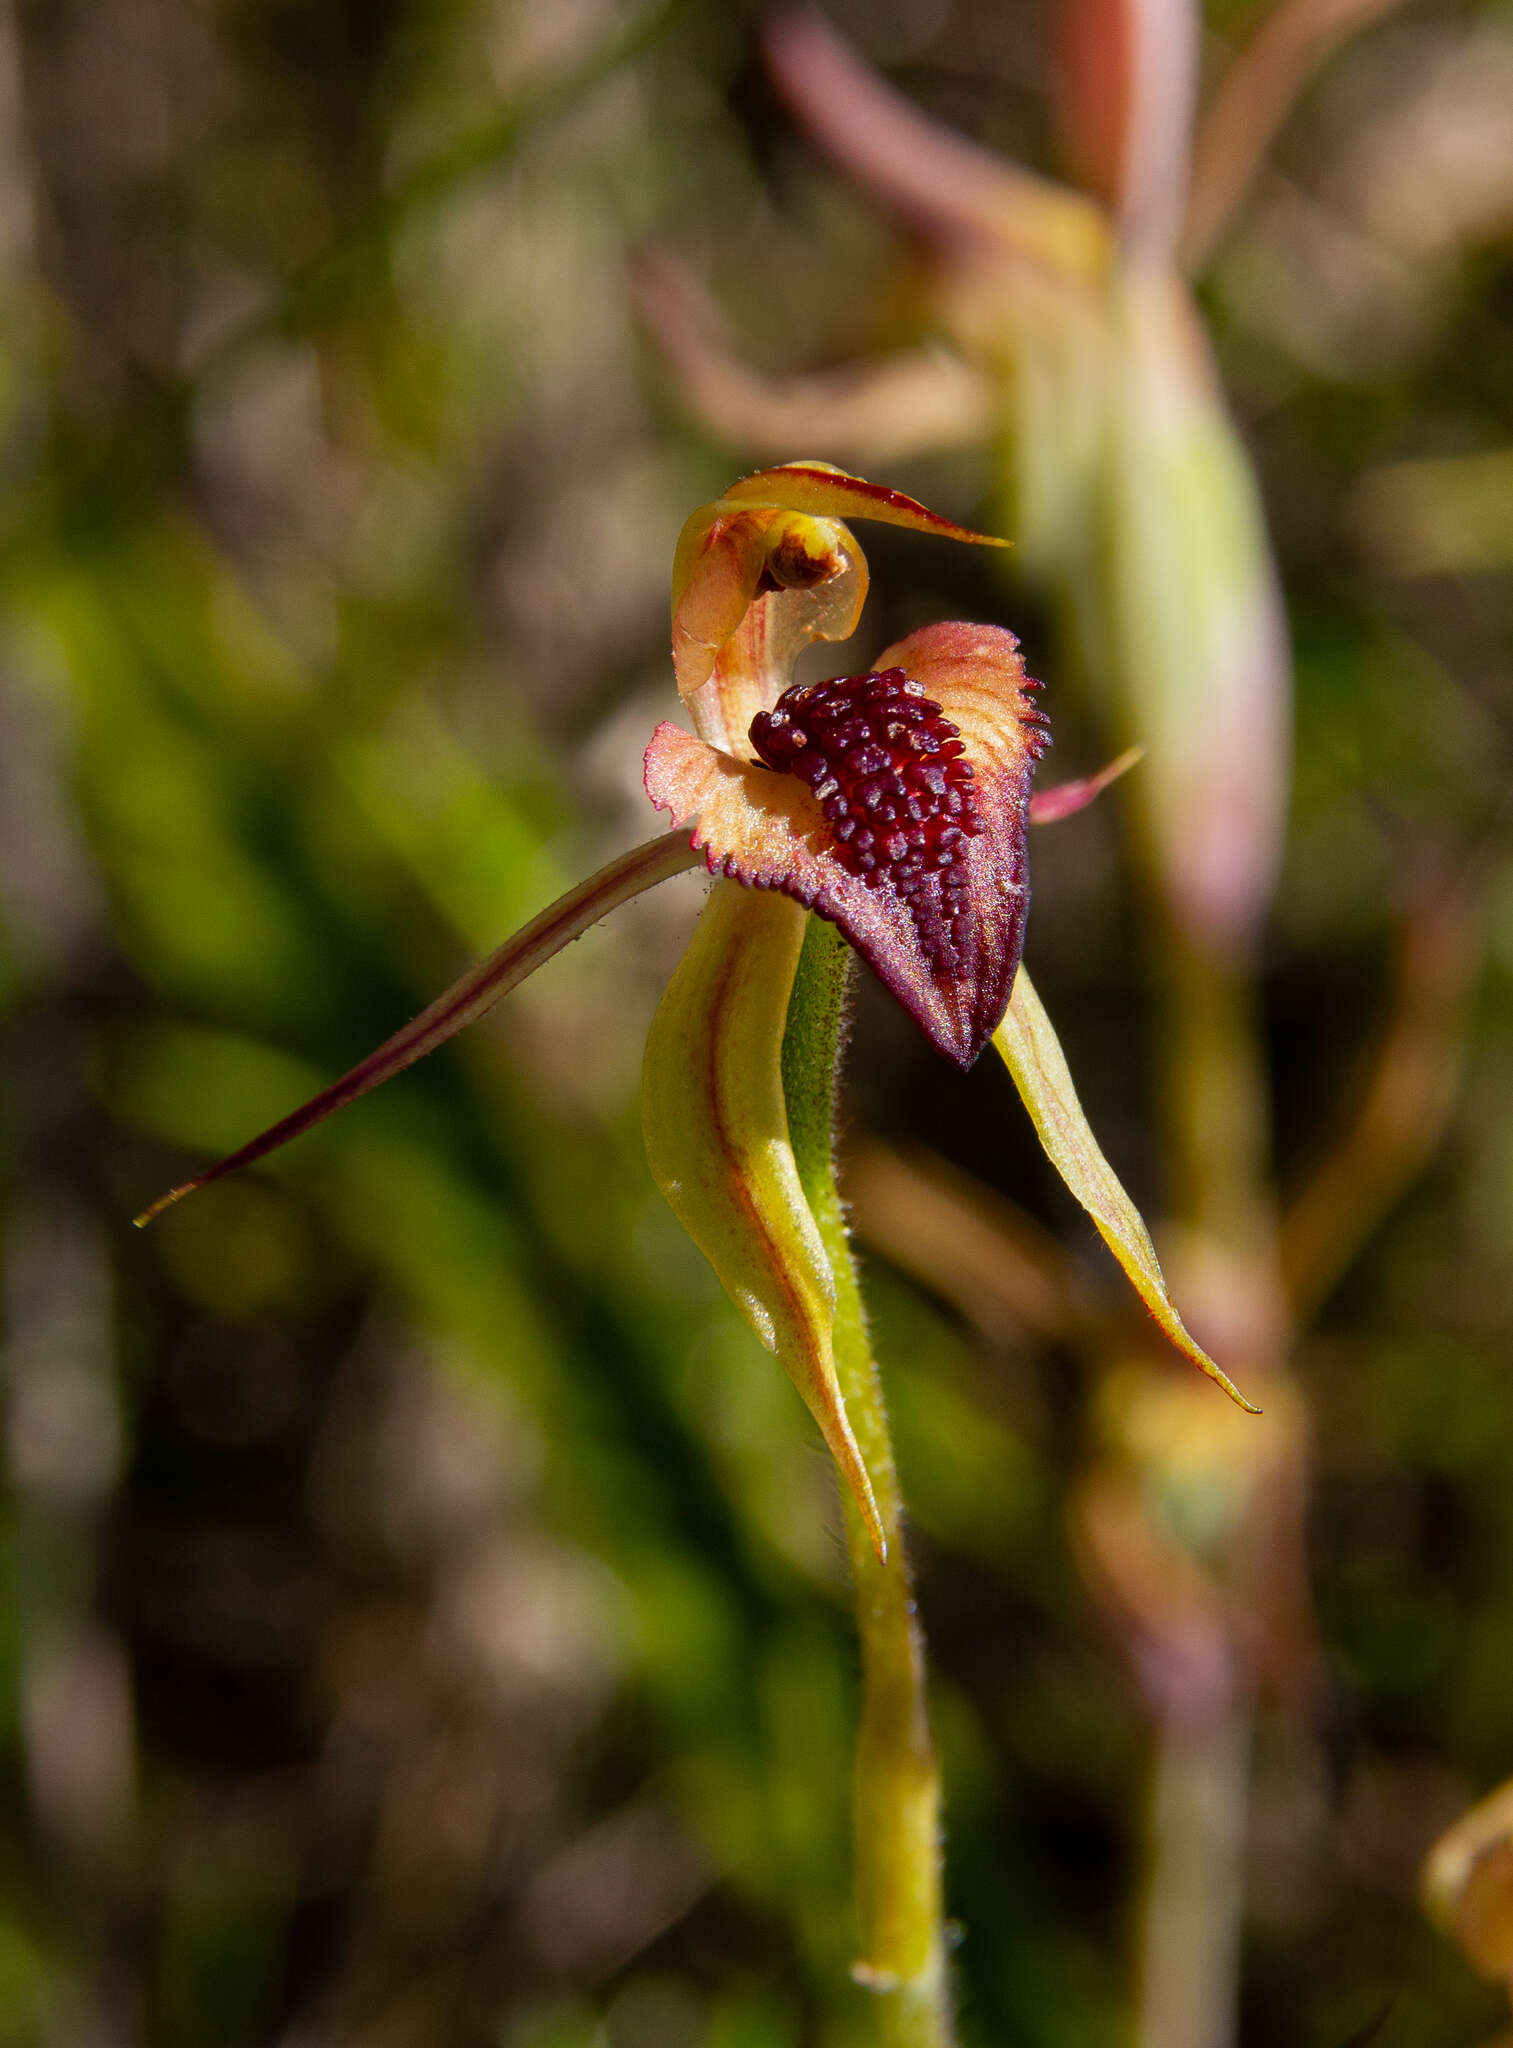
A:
[649,463,1047,1066]
[752,667,991,969]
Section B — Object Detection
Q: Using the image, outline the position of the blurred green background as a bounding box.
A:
[1,0,1512,2043]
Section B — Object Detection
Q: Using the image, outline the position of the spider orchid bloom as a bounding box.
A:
[637,5,1296,960]
[135,463,1251,1560]
[653,462,1046,1071]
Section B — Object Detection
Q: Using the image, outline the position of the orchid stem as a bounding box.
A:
[783,916,953,2048]
[1136,926,1287,2048]
[1159,929,1275,1271]
[1136,1700,1251,2048]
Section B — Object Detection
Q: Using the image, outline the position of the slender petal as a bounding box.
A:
[766,10,1110,279]
[718,462,1006,536]
[633,250,994,464]
[1029,746,1143,824]
[642,881,884,1556]
[134,832,702,1226]
[646,622,1046,1069]
[994,965,1258,1409]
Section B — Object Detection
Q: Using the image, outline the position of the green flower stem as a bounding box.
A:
[783,917,953,2048]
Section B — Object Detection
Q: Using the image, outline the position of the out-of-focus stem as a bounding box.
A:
[833,1236,950,2046]
[1282,885,1475,1324]
[1136,1702,1252,2048]
[1182,0,1415,271]
[1158,928,1277,1279]
[1137,924,1288,2048]
[784,918,953,2048]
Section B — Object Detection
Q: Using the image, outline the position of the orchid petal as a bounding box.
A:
[670,463,1006,754]
[994,965,1257,1410]
[646,622,1045,1069]
[135,832,702,1226]
[1029,747,1143,825]
[715,462,1006,541]
[641,880,884,1556]
[670,497,858,698]
[632,250,995,467]
[766,11,1110,280]
[1182,0,1413,272]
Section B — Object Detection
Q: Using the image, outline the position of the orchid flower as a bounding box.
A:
[637,5,1299,960]
[136,462,1251,1564]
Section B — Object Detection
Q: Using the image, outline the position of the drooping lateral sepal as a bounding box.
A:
[641,880,885,1555]
[135,833,703,1226]
[645,621,1047,1069]
[994,965,1257,1410]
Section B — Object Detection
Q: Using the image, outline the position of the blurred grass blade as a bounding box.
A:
[993,966,1257,1410]
[135,832,700,1225]
[1182,0,1413,270]
[642,882,883,1556]
[197,0,692,375]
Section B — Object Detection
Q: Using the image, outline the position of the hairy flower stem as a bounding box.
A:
[783,917,953,2048]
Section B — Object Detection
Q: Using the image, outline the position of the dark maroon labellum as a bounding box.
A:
[750,668,985,976]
